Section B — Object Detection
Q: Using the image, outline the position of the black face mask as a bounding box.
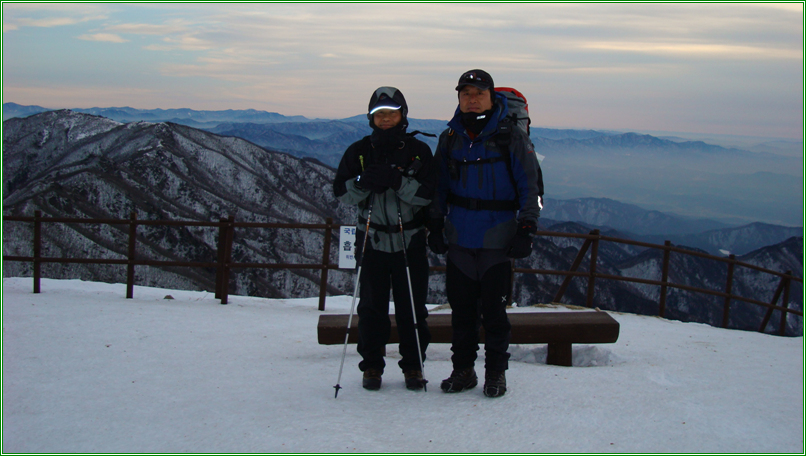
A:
[370,122,407,151]
[461,109,494,135]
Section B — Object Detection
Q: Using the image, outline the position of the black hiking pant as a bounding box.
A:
[356,232,431,373]
[446,257,512,372]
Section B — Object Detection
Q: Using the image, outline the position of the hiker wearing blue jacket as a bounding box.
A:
[428,69,544,397]
[333,87,436,392]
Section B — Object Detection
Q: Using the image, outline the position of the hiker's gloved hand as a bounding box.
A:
[360,164,402,193]
[355,167,387,193]
[385,165,404,191]
[427,218,448,255]
[507,220,537,259]
[354,174,384,193]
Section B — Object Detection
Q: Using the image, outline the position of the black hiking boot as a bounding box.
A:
[440,367,478,393]
[483,370,507,398]
[403,370,427,391]
[362,368,383,391]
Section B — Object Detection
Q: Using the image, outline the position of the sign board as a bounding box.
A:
[338,226,356,269]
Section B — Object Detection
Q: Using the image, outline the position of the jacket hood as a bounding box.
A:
[367,86,409,131]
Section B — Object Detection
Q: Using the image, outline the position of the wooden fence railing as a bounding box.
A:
[3,212,803,336]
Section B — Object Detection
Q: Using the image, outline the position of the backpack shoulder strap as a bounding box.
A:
[357,136,373,172]
[494,118,521,203]
[408,130,437,138]
[445,128,457,154]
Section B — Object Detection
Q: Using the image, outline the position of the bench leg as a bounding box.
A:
[546,343,572,366]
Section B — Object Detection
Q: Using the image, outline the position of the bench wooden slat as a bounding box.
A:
[317,311,620,367]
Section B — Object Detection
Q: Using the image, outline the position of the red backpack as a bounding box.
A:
[495,87,531,137]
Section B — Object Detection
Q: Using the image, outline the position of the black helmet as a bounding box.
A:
[367,86,409,127]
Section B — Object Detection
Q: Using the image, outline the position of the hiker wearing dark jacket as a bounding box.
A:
[428,69,544,398]
[333,86,436,391]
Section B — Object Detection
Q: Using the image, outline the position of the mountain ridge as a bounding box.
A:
[4,102,791,156]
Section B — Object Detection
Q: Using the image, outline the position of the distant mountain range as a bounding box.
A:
[3,110,802,335]
[542,197,731,235]
[4,102,803,226]
[540,198,802,256]
[2,100,759,154]
[2,102,312,125]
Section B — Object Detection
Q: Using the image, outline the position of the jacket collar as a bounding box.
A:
[448,92,509,140]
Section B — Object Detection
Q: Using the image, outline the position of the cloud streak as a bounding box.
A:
[2,3,108,31]
[77,33,128,43]
[583,41,803,60]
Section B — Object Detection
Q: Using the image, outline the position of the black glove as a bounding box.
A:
[354,171,386,193]
[427,218,448,255]
[359,164,402,193]
[507,220,537,259]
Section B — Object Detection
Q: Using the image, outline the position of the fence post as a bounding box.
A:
[658,240,671,317]
[552,237,593,303]
[721,254,736,328]
[33,210,42,294]
[126,212,138,299]
[585,230,599,307]
[219,216,235,305]
[215,217,227,299]
[318,218,333,311]
[779,272,791,336]
[759,276,787,333]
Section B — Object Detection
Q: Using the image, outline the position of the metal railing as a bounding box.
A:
[3,212,802,335]
[525,229,802,335]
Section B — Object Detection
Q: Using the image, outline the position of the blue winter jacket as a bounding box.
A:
[433,92,543,249]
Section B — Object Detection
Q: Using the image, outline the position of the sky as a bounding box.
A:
[2,277,803,453]
[1,2,803,140]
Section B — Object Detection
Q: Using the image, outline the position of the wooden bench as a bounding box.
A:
[317,311,620,367]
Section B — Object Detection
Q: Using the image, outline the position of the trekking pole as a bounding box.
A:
[334,196,374,398]
[395,195,428,391]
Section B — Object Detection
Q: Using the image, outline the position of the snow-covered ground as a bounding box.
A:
[2,278,803,453]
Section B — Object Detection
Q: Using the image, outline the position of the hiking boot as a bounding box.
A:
[483,370,507,398]
[362,368,383,390]
[403,370,427,391]
[440,367,478,393]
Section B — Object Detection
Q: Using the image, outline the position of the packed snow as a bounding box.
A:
[2,277,803,453]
